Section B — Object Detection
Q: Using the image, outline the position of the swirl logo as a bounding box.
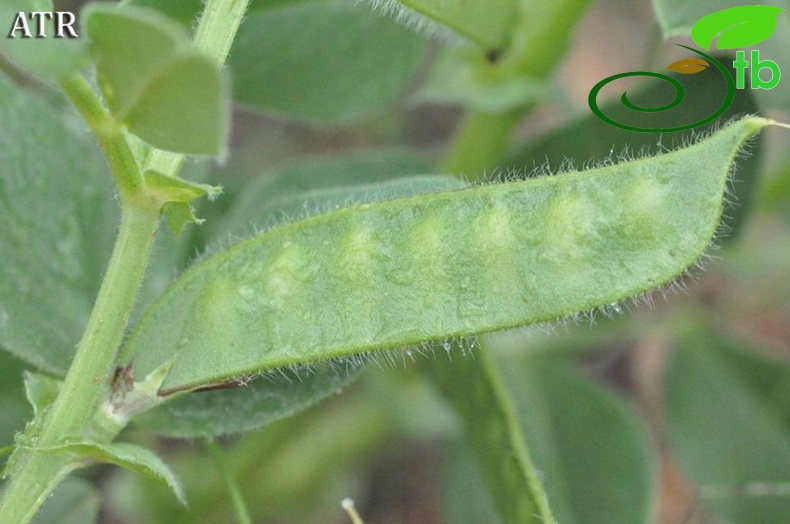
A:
[589,5,784,133]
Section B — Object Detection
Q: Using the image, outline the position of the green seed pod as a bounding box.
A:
[123,116,774,391]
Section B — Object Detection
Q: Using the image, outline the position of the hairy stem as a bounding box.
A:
[60,75,144,196]
[193,0,250,63]
[0,0,252,520]
[0,198,160,523]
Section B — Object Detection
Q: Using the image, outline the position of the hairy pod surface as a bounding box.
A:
[124,117,771,390]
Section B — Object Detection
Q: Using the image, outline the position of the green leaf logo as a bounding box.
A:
[692,5,784,51]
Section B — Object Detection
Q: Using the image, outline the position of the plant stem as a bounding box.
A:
[206,439,253,524]
[45,200,160,435]
[1,1,253,519]
[441,108,525,178]
[0,197,161,523]
[0,69,157,522]
[424,344,557,524]
[60,75,144,196]
[193,0,251,64]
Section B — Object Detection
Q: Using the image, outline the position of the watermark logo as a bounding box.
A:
[589,5,784,133]
[7,12,78,39]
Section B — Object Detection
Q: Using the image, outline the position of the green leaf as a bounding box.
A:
[37,441,185,505]
[162,202,200,236]
[228,0,426,124]
[714,339,790,431]
[122,55,228,156]
[504,357,654,524]
[122,117,773,391]
[23,372,62,418]
[0,0,87,81]
[0,74,116,375]
[691,5,784,51]
[144,171,220,204]
[365,0,519,50]
[83,4,229,155]
[132,363,359,438]
[665,331,790,523]
[32,477,100,524]
[143,170,220,235]
[83,5,187,117]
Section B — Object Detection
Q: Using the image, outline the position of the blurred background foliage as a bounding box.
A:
[1,0,789,522]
